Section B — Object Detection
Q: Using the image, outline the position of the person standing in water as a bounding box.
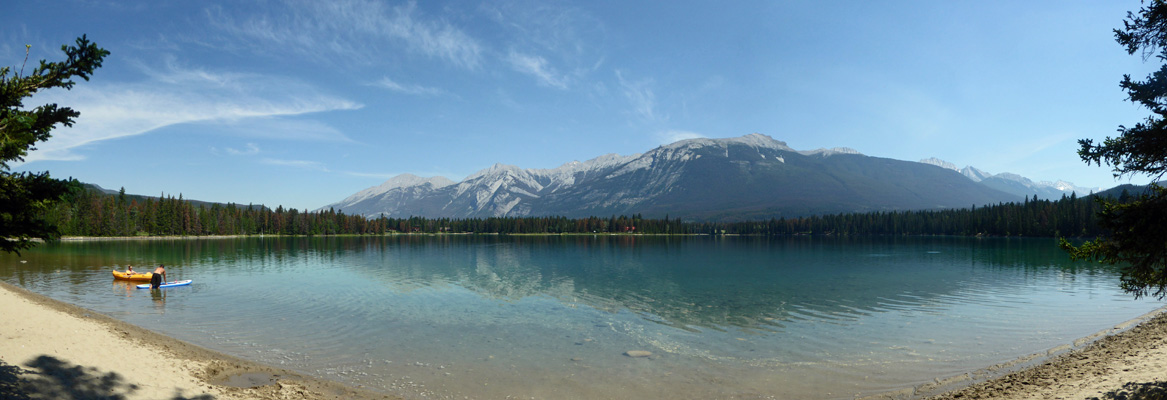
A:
[150,264,167,289]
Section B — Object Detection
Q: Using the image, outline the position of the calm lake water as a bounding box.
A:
[0,235,1161,399]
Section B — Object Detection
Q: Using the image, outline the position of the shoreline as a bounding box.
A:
[52,233,700,242]
[0,280,394,400]
[902,306,1167,400]
[915,304,1167,400]
[3,281,1166,400]
[51,233,1087,242]
[898,306,1167,399]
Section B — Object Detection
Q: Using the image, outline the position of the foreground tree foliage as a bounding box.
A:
[1061,2,1167,299]
[0,36,108,254]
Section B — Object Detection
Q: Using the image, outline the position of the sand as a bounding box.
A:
[3,278,1167,400]
[919,307,1167,400]
[0,281,394,400]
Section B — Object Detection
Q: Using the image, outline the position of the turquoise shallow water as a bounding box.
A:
[0,235,1160,399]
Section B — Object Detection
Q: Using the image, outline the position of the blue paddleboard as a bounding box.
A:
[136,280,193,289]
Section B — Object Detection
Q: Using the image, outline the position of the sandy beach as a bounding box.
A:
[919,307,1167,400]
[0,281,394,400]
[3,278,1167,400]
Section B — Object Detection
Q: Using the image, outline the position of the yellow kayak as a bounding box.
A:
[111,270,153,282]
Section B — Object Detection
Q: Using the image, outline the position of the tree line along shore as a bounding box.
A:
[39,181,1145,238]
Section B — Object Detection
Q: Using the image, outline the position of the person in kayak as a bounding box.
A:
[125,265,135,275]
[150,264,167,289]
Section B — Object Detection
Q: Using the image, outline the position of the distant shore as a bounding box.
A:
[51,232,1080,242]
[59,234,252,241]
[0,280,393,400]
[53,232,705,242]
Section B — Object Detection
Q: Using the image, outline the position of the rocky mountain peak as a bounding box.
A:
[802,147,863,157]
[662,133,795,153]
[465,163,525,181]
[920,157,958,170]
[383,173,455,189]
[321,133,1101,219]
[335,173,456,205]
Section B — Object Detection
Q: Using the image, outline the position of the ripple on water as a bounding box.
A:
[1,236,1161,400]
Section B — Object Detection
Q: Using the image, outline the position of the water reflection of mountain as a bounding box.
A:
[0,236,1118,332]
[324,235,1116,332]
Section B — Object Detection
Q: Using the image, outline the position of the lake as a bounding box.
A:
[0,235,1160,399]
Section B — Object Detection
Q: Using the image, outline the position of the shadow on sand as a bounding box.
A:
[0,355,212,400]
[1090,381,1167,400]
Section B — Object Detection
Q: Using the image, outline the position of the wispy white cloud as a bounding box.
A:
[656,130,705,145]
[506,50,569,89]
[481,1,604,64]
[207,0,483,69]
[494,88,524,111]
[21,62,362,163]
[210,118,355,143]
[261,158,330,171]
[226,143,261,156]
[483,1,608,91]
[616,70,661,123]
[371,76,446,96]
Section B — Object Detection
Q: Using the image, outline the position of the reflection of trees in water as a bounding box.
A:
[0,238,270,283]
[325,235,1116,332]
[1,236,1117,332]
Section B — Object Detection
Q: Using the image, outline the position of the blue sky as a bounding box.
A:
[4,1,1156,210]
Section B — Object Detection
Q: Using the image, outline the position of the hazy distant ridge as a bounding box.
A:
[919,158,1101,199]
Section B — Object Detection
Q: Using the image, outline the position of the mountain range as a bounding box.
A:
[322,134,1104,222]
[918,158,1101,200]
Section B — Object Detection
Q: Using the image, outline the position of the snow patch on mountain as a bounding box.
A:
[1048,180,1099,194]
[920,157,958,170]
[464,163,524,182]
[325,135,1089,219]
[334,173,454,206]
[959,166,991,182]
[801,147,863,157]
[662,132,796,153]
[993,172,1027,183]
[919,158,1101,197]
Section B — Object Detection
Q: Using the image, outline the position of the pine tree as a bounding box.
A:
[1061,2,1167,299]
[1,36,108,253]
